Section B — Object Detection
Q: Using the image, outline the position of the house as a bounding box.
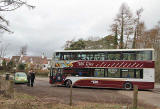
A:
[11,54,51,70]
[10,56,21,65]
[0,57,10,66]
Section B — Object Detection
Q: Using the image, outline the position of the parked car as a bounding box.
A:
[14,72,28,84]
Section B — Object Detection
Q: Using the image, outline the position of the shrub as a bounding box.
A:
[34,70,49,77]
[17,64,25,71]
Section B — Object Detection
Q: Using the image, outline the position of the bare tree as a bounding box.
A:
[0,15,11,33]
[63,39,75,50]
[0,0,35,33]
[0,0,34,58]
[0,0,35,11]
[155,21,160,60]
[19,45,27,56]
[132,8,144,48]
[0,42,8,57]
[111,3,134,49]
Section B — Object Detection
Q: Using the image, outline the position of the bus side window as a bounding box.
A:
[60,53,64,60]
[94,69,104,77]
[122,52,135,60]
[136,51,151,60]
[56,52,60,60]
[108,69,120,78]
[108,53,121,60]
[135,69,143,79]
[140,69,143,78]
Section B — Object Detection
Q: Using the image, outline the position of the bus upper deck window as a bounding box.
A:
[122,52,135,60]
[136,51,152,60]
[55,52,60,60]
[108,53,121,60]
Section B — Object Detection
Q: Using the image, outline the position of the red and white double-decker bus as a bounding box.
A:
[49,49,155,90]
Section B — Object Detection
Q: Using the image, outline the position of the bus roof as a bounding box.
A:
[54,48,154,53]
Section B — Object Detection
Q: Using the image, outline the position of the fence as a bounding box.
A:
[69,84,138,109]
[0,74,140,109]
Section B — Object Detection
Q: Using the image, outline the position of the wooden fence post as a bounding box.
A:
[70,84,72,106]
[122,106,127,109]
[9,80,14,99]
[0,76,2,90]
[133,85,138,109]
[0,77,6,95]
[6,80,14,99]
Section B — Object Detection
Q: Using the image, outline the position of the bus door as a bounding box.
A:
[93,69,105,87]
[49,67,54,84]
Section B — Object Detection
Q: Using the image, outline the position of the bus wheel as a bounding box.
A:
[66,80,72,88]
[123,82,132,90]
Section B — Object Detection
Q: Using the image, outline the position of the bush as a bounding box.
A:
[0,70,6,74]
[17,64,25,71]
[0,66,3,70]
[35,70,49,77]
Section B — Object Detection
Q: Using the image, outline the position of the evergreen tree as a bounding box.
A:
[132,29,137,49]
[67,39,86,50]
[111,3,134,49]
[7,61,14,71]
[2,59,7,71]
[105,35,115,49]
[114,25,118,49]
[18,63,25,71]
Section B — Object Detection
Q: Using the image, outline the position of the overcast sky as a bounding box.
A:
[1,0,160,58]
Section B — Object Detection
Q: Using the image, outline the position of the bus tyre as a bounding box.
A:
[123,82,132,90]
[66,80,72,88]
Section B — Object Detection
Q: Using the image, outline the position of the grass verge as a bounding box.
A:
[0,92,157,109]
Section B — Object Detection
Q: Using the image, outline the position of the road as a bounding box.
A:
[15,77,160,108]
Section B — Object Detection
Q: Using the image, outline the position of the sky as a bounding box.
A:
[1,0,160,58]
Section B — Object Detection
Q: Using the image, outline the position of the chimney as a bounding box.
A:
[42,53,45,59]
[21,54,23,58]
